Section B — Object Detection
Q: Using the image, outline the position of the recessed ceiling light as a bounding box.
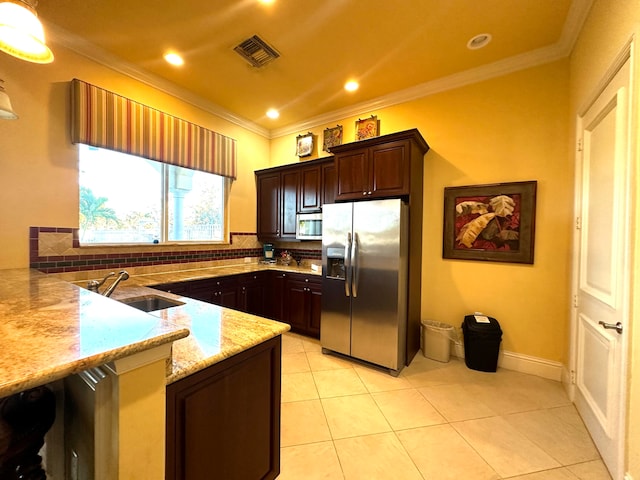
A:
[344,80,359,92]
[467,33,492,50]
[266,108,279,119]
[164,52,184,66]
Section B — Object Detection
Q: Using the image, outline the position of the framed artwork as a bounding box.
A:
[323,125,343,151]
[355,115,378,141]
[296,132,314,157]
[442,181,537,264]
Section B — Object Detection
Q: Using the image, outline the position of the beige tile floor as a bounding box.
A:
[278,332,612,480]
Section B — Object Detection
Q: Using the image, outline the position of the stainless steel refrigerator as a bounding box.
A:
[321,198,409,375]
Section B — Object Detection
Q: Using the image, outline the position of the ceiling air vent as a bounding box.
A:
[234,35,280,68]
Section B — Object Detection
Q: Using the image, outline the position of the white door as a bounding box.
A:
[572,53,632,480]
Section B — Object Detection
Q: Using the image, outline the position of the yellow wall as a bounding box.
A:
[0,42,270,479]
[0,44,270,269]
[2,1,638,474]
[272,60,572,362]
[570,0,640,476]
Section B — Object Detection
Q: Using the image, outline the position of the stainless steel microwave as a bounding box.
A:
[296,213,322,240]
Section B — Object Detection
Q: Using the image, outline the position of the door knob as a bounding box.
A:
[598,321,623,334]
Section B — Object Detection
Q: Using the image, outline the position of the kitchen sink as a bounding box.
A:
[119,295,185,312]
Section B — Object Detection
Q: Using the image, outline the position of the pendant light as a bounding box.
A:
[0,0,53,64]
[0,79,17,119]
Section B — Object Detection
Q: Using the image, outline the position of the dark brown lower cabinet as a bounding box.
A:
[166,336,282,480]
[266,272,287,321]
[154,271,321,337]
[238,272,267,316]
[284,273,322,338]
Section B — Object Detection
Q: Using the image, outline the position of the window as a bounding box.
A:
[79,145,226,244]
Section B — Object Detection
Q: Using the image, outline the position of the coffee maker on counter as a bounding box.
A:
[262,243,276,264]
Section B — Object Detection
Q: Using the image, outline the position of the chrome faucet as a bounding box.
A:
[87,270,130,297]
[87,272,115,293]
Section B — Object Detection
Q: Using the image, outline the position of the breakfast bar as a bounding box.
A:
[0,268,291,479]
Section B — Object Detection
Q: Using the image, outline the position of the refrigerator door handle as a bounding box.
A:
[345,232,352,297]
[351,232,359,297]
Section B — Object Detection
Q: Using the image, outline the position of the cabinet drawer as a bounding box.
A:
[153,282,188,295]
[237,271,267,285]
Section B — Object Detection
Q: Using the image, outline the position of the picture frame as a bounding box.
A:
[442,180,537,264]
[355,115,379,141]
[296,132,314,157]
[323,125,343,151]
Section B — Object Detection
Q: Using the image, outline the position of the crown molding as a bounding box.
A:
[45,22,270,138]
[271,43,567,138]
[558,0,595,53]
[45,0,593,140]
[270,0,595,139]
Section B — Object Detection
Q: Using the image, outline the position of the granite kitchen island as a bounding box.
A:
[0,268,290,479]
[107,277,291,480]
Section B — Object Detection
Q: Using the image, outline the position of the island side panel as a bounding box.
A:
[166,336,282,480]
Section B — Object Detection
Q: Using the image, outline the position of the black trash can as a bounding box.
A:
[462,314,502,372]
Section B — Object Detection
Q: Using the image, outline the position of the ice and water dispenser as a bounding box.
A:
[325,247,346,280]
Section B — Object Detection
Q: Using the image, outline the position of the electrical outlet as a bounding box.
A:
[244,257,252,263]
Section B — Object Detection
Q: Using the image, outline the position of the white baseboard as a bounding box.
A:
[451,341,564,381]
[561,365,576,401]
[499,350,563,381]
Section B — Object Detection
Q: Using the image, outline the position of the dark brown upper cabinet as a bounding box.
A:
[255,157,334,240]
[329,129,429,202]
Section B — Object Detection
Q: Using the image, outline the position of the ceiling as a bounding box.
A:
[38,0,590,137]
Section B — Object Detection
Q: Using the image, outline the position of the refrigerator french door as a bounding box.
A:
[321,198,408,375]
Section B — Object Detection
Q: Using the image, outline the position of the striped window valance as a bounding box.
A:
[70,78,237,179]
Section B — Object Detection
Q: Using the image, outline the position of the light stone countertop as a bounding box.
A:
[0,264,307,397]
[107,285,291,384]
[94,261,322,288]
[92,262,308,383]
[0,269,190,398]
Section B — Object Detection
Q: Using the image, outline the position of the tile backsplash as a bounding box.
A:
[29,227,321,280]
